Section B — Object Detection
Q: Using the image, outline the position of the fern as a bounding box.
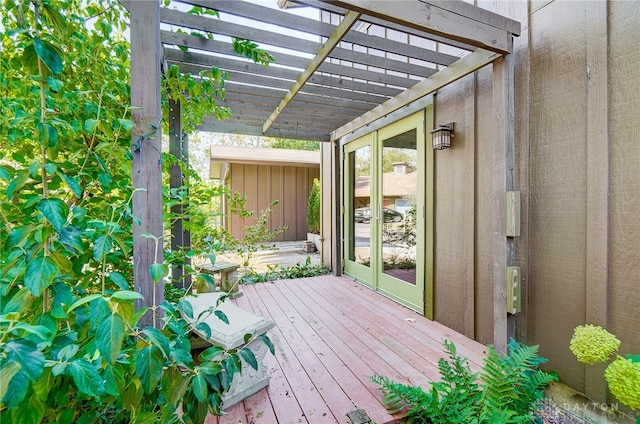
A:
[480,339,558,421]
[372,338,557,424]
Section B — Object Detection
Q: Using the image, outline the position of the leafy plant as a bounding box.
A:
[0,1,276,422]
[307,178,321,234]
[373,339,558,423]
[242,256,330,284]
[570,325,640,416]
[216,193,288,269]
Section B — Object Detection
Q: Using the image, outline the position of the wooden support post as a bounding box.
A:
[332,141,342,276]
[464,74,476,339]
[492,53,515,353]
[169,98,191,289]
[130,0,164,326]
[584,0,609,403]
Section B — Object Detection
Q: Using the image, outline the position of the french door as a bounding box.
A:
[344,110,433,316]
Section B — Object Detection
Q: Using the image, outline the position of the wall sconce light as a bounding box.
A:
[430,123,454,150]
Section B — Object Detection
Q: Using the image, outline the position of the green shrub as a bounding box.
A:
[242,256,330,283]
[307,178,320,234]
[0,1,275,421]
[571,325,640,415]
[570,324,620,365]
[372,339,557,423]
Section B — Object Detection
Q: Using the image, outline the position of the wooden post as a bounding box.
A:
[584,0,609,403]
[169,98,191,289]
[492,53,515,353]
[332,140,342,275]
[129,0,164,326]
[464,74,476,339]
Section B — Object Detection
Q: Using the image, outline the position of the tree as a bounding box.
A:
[0,1,275,421]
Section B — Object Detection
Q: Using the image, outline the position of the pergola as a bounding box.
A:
[124,0,520,349]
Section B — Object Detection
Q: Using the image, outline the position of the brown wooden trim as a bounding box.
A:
[492,54,515,353]
[584,0,609,403]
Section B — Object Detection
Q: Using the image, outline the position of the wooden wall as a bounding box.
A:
[227,163,319,242]
[430,0,639,401]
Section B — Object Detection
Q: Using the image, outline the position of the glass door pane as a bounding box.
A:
[381,129,418,284]
[350,145,372,266]
[376,111,425,313]
[344,136,374,285]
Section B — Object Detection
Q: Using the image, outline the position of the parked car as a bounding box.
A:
[354,207,403,223]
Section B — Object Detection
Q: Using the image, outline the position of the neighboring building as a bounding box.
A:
[209,145,320,242]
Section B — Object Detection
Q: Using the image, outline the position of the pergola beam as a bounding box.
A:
[262,10,361,133]
[331,48,501,141]
[322,0,519,54]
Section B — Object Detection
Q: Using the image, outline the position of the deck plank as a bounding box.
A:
[203,275,487,423]
[270,280,395,424]
[290,277,436,387]
[246,284,333,423]
[301,277,450,372]
[319,276,487,367]
[253,283,356,423]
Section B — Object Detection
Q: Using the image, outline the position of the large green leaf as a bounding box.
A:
[0,362,22,403]
[198,362,223,376]
[84,118,99,134]
[93,234,113,261]
[11,322,53,341]
[57,171,82,197]
[57,225,84,254]
[192,373,208,404]
[103,364,125,397]
[7,225,36,249]
[21,44,39,75]
[4,341,45,382]
[67,293,102,313]
[163,368,192,406]
[0,165,11,181]
[110,290,143,301]
[240,347,258,371]
[149,263,168,284]
[24,256,59,296]
[33,37,63,74]
[1,366,29,408]
[41,4,69,36]
[2,288,32,314]
[259,334,275,356]
[6,171,29,198]
[10,393,45,424]
[36,198,68,233]
[68,359,102,397]
[135,345,164,395]
[142,327,171,359]
[96,313,126,364]
[108,272,130,290]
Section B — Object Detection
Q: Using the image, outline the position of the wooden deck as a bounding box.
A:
[205,275,487,424]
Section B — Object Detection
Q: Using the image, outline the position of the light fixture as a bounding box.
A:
[430,123,454,150]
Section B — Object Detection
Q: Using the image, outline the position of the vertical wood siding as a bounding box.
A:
[228,163,319,242]
[427,0,639,400]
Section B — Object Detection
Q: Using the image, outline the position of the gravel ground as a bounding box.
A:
[536,399,590,424]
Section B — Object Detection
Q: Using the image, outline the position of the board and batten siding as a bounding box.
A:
[228,163,319,242]
[427,0,639,402]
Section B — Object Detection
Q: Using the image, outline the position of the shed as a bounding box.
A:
[210,145,320,242]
